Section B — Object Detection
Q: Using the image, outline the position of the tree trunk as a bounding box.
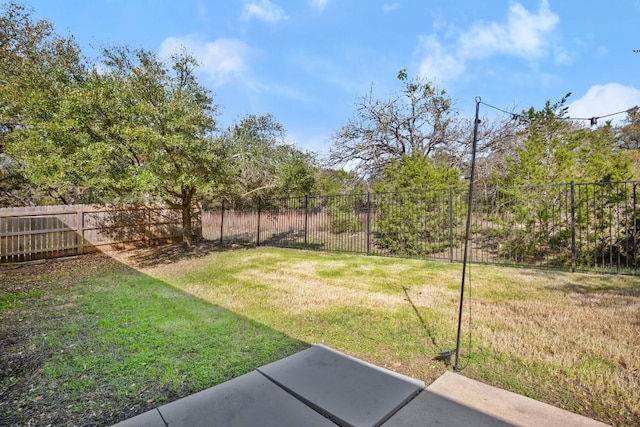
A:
[182,205,193,246]
[181,187,194,246]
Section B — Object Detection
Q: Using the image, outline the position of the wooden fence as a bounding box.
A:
[0,204,192,263]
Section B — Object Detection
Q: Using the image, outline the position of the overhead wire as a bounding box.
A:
[478,100,636,125]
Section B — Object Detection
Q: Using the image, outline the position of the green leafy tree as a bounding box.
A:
[499,96,574,186]
[91,47,227,245]
[497,95,631,186]
[618,106,640,150]
[375,154,461,194]
[314,168,366,197]
[311,169,368,234]
[7,44,227,245]
[0,2,86,204]
[222,114,316,206]
[488,95,632,263]
[373,154,463,255]
[617,107,640,179]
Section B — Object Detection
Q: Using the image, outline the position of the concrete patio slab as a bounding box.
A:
[111,345,610,427]
[382,389,513,427]
[111,408,166,427]
[425,371,609,427]
[257,344,423,426]
[156,370,335,427]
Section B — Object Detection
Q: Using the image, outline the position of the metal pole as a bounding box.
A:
[449,187,454,263]
[454,97,481,372]
[366,192,371,256]
[570,181,576,272]
[220,200,224,244]
[257,199,261,247]
[634,184,637,271]
[304,195,309,249]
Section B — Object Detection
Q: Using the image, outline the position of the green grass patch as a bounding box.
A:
[0,256,306,426]
[0,290,43,309]
[44,267,307,395]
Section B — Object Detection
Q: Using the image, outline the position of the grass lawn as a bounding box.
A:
[1,244,639,426]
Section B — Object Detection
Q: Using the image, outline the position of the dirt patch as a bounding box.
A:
[107,239,253,268]
[0,253,115,294]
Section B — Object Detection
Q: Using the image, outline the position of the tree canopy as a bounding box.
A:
[493,95,632,186]
[221,113,316,205]
[0,3,321,244]
[329,69,464,178]
[0,2,86,204]
[6,43,231,244]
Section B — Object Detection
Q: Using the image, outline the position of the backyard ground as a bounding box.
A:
[1,242,639,426]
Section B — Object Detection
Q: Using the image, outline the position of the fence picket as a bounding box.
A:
[0,204,192,263]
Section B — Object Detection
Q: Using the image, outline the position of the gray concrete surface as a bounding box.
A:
[112,408,166,427]
[257,344,423,426]
[111,345,610,427]
[382,390,514,427]
[424,371,610,427]
[112,370,335,427]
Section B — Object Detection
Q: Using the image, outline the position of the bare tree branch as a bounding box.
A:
[328,70,464,177]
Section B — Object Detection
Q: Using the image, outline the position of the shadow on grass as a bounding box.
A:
[121,235,326,269]
[0,252,308,427]
[119,239,256,268]
[544,280,640,298]
[499,267,640,300]
[402,286,438,348]
[259,230,325,251]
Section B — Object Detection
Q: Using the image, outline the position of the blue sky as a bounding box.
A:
[19,0,640,156]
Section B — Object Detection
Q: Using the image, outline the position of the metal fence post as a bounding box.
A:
[220,200,224,244]
[257,199,261,247]
[449,187,454,263]
[304,195,308,249]
[570,181,576,272]
[367,192,372,255]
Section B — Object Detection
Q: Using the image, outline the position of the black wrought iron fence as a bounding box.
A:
[201,181,640,274]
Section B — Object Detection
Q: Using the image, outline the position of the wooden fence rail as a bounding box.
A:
[0,204,190,263]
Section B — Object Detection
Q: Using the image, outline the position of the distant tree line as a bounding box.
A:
[1,2,639,247]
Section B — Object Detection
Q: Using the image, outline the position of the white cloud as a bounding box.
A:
[459,1,558,59]
[310,0,328,11]
[382,3,400,13]
[416,35,464,82]
[159,36,250,86]
[568,83,640,125]
[242,0,288,23]
[417,1,560,82]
